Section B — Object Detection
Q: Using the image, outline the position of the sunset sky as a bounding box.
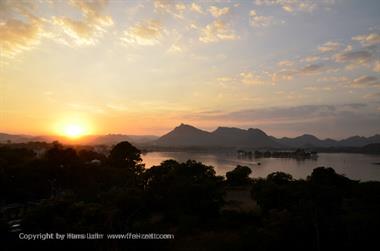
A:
[1,0,380,139]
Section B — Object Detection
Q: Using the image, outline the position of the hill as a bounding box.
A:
[155,123,380,149]
[156,124,282,148]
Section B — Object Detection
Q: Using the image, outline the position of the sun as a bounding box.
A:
[54,116,93,139]
[63,124,86,138]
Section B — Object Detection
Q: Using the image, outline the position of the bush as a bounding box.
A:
[226,165,252,186]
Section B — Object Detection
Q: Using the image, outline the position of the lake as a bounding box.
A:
[142,151,380,181]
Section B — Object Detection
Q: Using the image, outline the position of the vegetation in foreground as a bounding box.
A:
[1,141,380,250]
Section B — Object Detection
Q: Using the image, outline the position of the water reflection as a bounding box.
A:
[142,152,380,181]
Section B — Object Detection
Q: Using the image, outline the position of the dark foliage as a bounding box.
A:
[109,141,144,173]
[226,165,252,186]
[1,142,379,251]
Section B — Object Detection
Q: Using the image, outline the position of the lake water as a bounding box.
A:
[142,152,380,181]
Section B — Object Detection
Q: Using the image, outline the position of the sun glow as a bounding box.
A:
[63,124,86,138]
[54,117,93,139]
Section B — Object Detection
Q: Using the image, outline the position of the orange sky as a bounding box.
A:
[1,0,379,138]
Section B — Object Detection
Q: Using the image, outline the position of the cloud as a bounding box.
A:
[272,69,296,81]
[221,105,337,121]
[199,20,238,43]
[167,43,184,53]
[121,19,163,46]
[69,0,110,18]
[52,17,99,46]
[0,0,113,55]
[352,32,380,46]
[190,2,204,14]
[0,0,44,58]
[208,6,230,18]
[334,50,372,64]
[215,71,270,87]
[254,0,334,13]
[240,72,266,85]
[153,0,172,12]
[318,41,341,52]
[216,77,234,87]
[0,0,37,19]
[52,0,113,46]
[317,76,349,84]
[302,55,320,62]
[374,61,380,72]
[277,60,294,67]
[351,75,380,88]
[184,103,379,138]
[272,63,324,81]
[167,35,186,54]
[364,92,380,100]
[0,18,43,58]
[188,104,369,123]
[249,10,277,28]
[299,64,324,74]
[153,0,186,19]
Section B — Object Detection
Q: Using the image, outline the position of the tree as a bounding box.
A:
[44,142,79,167]
[144,160,224,219]
[308,166,351,186]
[267,172,293,185]
[109,141,144,173]
[226,165,252,186]
[78,149,106,163]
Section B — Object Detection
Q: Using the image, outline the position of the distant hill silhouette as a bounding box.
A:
[338,135,380,147]
[156,123,281,147]
[155,124,212,146]
[277,134,338,148]
[0,133,45,143]
[155,123,380,148]
[360,143,380,154]
[85,134,159,145]
[1,125,379,148]
[0,133,158,145]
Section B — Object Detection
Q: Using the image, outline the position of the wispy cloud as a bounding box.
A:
[51,0,113,46]
[0,0,43,58]
[277,60,295,67]
[352,32,380,46]
[183,103,379,138]
[121,19,163,46]
[199,20,238,43]
[240,72,266,85]
[153,0,186,19]
[254,0,335,13]
[374,61,380,72]
[272,63,325,81]
[302,55,320,63]
[318,41,341,52]
[0,18,43,58]
[334,50,372,64]
[299,63,325,74]
[249,10,278,28]
[208,6,230,18]
[189,2,204,14]
[351,75,380,88]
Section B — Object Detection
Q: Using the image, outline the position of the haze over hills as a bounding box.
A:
[1,124,379,148]
[85,134,159,145]
[0,133,158,145]
[0,133,46,143]
[155,123,380,148]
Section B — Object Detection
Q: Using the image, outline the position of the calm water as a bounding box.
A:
[142,152,380,181]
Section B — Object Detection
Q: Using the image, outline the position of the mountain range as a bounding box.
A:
[155,123,380,148]
[1,124,379,148]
